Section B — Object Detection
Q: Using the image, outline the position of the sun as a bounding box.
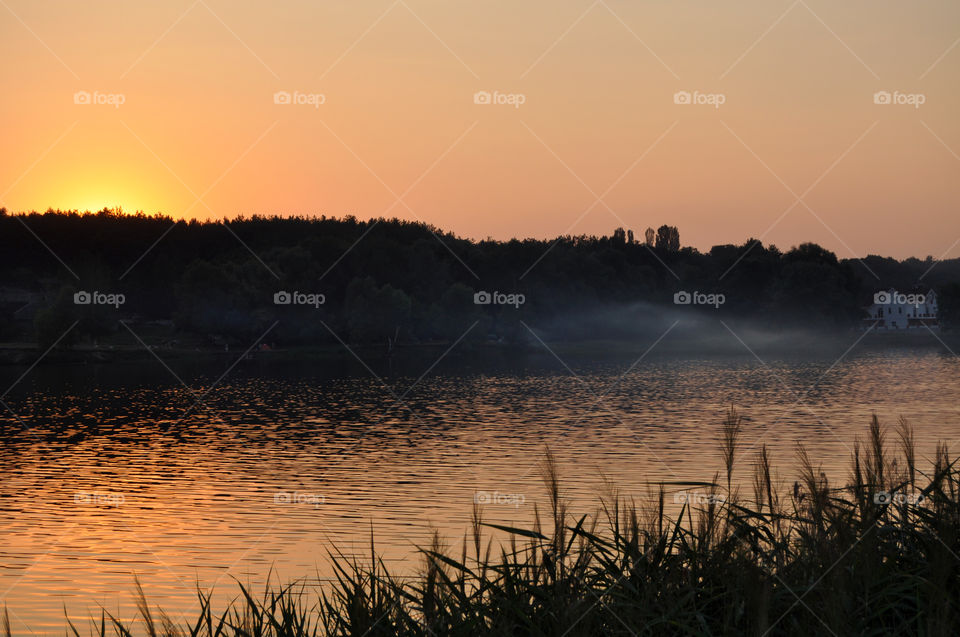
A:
[49,171,159,215]
[75,198,126,214]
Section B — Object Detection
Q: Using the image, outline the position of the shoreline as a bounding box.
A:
[0,330,955,367]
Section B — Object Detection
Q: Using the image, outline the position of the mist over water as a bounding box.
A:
[532,299,875,355]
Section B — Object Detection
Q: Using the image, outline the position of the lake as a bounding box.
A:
[1,344,958,630]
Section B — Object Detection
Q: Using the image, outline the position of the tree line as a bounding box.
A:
[1,208,958,348]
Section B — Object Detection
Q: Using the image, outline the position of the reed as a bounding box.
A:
[41,414,960,635]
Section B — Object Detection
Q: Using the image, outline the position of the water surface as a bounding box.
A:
[1,347,958,630]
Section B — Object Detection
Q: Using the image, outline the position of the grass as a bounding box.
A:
[10,410,960,636]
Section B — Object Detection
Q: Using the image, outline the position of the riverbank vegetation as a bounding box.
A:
[2,209,959,349]
[22,412,960,635]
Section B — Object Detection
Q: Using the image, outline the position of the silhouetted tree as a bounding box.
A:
[656,225,680,252]
[1,210,958,346]
[939,283,960,331]
[34,288,80,350]
[345,277,412,343]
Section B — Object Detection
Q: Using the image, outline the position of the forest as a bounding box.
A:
[1,208,958,349]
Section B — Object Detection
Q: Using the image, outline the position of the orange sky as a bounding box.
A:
[1,0,958,259]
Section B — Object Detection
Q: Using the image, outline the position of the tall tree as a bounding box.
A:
[644,227,655,246]
[655,225,680,252]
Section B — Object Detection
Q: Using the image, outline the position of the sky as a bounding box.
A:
[1,0,958,259]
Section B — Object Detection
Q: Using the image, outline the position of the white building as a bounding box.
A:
[863,288,938,331]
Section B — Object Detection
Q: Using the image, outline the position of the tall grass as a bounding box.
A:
[31,415,960,635]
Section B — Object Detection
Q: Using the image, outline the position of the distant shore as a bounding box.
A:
[1,329,955,367]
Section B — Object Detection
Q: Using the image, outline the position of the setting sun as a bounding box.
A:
[2,0,959,257]
[3,1,960,634]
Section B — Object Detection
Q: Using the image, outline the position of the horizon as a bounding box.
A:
[2,1,959,260]
[0,206,952,261]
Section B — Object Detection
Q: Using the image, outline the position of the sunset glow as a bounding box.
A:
[5,2,960,632]
[2,1,959,256]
